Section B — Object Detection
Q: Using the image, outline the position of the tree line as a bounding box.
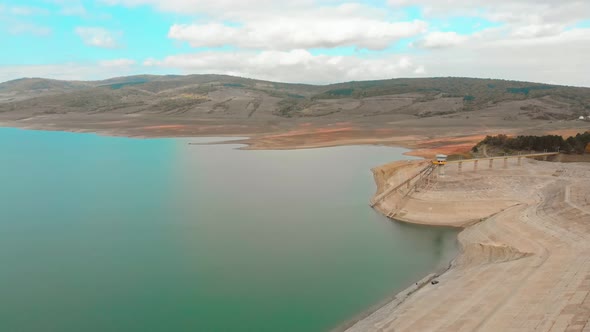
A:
[472,132,590,154]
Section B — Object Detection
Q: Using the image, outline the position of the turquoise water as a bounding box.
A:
[0,128,457,331]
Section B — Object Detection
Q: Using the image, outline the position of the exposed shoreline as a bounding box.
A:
[0,120,555,159]
[345,158,590,331]
[0,121,432,154]
[334,161,467,331]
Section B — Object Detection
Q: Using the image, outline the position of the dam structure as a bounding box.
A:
[348,153,590,332]
[448,152,559,173]
[370,152,559,223]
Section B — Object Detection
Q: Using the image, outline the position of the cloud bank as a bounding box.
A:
[0,0,589,86]
[75,27,121,48]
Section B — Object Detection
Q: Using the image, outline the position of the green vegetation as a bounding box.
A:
[275,98,299,117]
[63,90,120,109]
[473,132,590,154]
[107,81,147,90]
[308,77,589,113]
[506,85,555,95]
[223,83,244,88]
[286,93,305,99]
[3,75,590,120]
[325,88,354,96]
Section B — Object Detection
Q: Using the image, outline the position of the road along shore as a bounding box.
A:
[346,158,590,332]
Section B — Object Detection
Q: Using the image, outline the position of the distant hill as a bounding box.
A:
[0,77,90,92]
[1,74,590,145]
[1,75,589,121]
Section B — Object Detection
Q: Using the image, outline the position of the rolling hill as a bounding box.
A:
[1,74,589,150]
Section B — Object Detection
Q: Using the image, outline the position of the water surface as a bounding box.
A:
[0,128,457,331]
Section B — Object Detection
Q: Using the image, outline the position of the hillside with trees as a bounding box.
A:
[2,75,590,119]
[473,132,590,154]
[1,75,589,142]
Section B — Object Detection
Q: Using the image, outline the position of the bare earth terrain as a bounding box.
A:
[1,75,590,156]
[347,158,590,331]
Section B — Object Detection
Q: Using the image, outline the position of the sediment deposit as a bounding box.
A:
[2,76,590,156]
[347,158,590,331]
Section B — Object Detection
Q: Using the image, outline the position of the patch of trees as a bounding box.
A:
[506,85,555,95]
[473,132,590,154]
[223,83,245,88]
[325,88,354,97]
[275,98,300,117]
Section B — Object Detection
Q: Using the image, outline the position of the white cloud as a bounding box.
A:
[8,6,50,16]
[388,0,590,26]
[75,27,121,48]
[143,49,425,83]
[412,27,590,87]
[60,4,88,16]
[415,31,469,48]
[1,0,587,88]
[2,26,590,88]
[511,24,564,38]
[169,19,427,50]
[106,1,428,51]
[9,23,52,36]
[414,65,426,74]
[141,21,590,87]
[101,0,314,17]
[486,27,590,47]
[50,0,89,16]
[389,0,589,54]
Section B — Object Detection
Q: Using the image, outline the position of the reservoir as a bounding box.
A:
[0,127,457,331]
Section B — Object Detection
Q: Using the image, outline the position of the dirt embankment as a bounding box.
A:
[371,160,520,227]
[371,160,430,196]
[347,158,590,332]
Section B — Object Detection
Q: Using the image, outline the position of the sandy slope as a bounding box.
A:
[347,159,590,331]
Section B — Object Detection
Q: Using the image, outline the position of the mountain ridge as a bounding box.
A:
[1,74,589,153]
[2,75,589,118]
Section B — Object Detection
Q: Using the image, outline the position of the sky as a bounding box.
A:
[0,0,589,86]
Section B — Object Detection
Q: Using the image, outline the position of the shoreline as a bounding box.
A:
[0,121,490,159]
[345,158,590,331]
[334,253,459,332]
[335,161,468,331]
[3,120,589,159]
[334,272,441,332]
[339,207,515,331]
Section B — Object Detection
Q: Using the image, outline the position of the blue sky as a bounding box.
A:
[1,0,589,86]
[0,1,191,64]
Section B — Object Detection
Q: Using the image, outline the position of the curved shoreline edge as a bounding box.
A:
[335,205,522,331]
[333,272,442,332]
[333,161,467,332]
[342,158,590,332]
[0,121,478,159]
